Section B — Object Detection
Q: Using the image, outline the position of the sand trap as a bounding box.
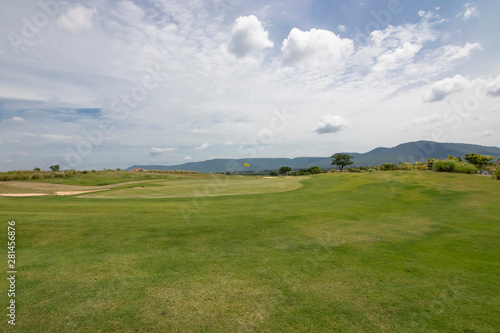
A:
[0,193,50,197]
[0,189,107,197]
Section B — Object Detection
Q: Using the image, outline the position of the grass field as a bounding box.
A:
[1,171,499,332]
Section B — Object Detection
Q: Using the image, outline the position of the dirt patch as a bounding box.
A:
[0,193,51,197]
[0,189,107,197]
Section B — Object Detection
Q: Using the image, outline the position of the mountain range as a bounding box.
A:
[127,141,500,173]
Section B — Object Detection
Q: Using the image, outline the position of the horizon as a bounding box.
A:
[1,1,500,172]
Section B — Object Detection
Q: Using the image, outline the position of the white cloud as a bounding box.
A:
[149,147,177,156]
[458,3,479,21]
[486,76,500,97]
[314,115,350,134]
[228,15,273,57]
[40,134,74,141]
[482,130,494,137]
[184,156,192,160]
[337,24,346,33]
[401,114,442,129]
[373,42,421,73]
[281,28,354,67]
[194,143,212,150]
[423,75,471,103]
[8,116,24,122]
[57,4,96,33]
[441,42,482,61]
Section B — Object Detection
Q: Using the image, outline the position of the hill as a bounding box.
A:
[127,141,500,172]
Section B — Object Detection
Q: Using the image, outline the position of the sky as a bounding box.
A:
[0,0,499,171]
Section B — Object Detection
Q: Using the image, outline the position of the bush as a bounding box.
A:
[493,167,500,180]
[433,159,477,174]
[380,163,398,171]
[456,163,477,175]
[433,159,457,172]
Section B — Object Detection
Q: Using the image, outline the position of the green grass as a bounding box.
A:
[80,176,308,198]
[0,170,202,185]
[0,172,499,332]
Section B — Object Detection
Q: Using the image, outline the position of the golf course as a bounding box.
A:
[1,171,499,332]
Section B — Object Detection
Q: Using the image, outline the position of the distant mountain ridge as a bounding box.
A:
[127,141,500,173]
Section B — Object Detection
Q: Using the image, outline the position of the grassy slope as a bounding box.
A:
[0,172,499,332]
[80,176,308,198]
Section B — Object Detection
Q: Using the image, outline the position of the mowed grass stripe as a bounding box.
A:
[79,176,308,199]
[0,172,498,332]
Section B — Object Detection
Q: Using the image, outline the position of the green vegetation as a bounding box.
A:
[279,166,292,175]
[0,169,199,185]
[493,166,500,180]
[1,172,499,332]
[464,153,494,170]
[433,159,477,174]
[380,163,398,171]
[331,153,354,172]
[81,176,307,199]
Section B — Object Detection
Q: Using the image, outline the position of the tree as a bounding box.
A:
[331,153,353,172]
[33,167,40,171]
[279,166,292,175]
[464,153,494,170]
[307,166,322,174]
[49,164,60,171]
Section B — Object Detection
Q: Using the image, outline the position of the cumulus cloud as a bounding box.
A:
[423,75,470,103]
[57,4,96,33]
[486,76,500,97]
[314,115,349,134]
[457,3,479,21]
[281,28,354,67]
[228,15,273,57]
[149,147,177,156]
[194,143,212,150]
[373,42,422,73]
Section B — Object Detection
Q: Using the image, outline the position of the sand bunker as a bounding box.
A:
[0,190,106,197]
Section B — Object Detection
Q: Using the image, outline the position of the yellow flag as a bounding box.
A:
[244,163,250,167]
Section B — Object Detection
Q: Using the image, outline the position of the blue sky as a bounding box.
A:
[0,0,499,171]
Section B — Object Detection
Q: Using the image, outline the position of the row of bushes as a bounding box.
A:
[0,169,201,181]
[0,170,84,181]
[432,159,477,174]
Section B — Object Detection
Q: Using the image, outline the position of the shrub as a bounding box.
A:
[380,163,398,171]
[433,159,477,174]
[493,167,500,180]
[456,163,477,175]
[433,159,457,172]
[414,162,428,171]
[427,158,435,170]
[399,162,414,171]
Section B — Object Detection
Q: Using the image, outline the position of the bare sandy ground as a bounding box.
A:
[0,179,159,197]
[0,190,107,197]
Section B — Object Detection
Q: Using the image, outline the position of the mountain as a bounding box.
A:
[126,141,500,173]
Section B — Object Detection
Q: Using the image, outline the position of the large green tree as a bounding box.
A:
[331,153,354,172]
[464,153,494,170]
[279,166,292,175]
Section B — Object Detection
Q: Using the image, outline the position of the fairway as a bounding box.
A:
[80,176,308,198]
[1,172,499,332]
